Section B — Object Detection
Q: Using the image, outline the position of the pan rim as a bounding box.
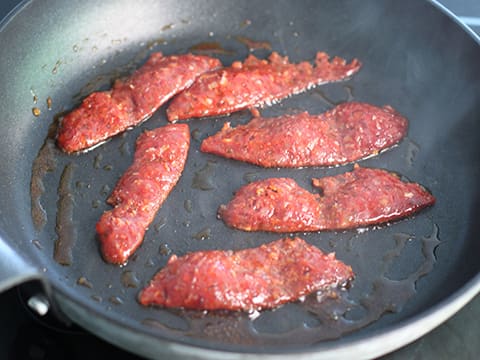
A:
[430,0,480,44]
[1,0,479,358]
[51,272,480,359]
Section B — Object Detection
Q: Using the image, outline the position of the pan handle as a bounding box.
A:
[0,236,43,293]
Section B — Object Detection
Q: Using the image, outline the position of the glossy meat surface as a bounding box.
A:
[57,53,220,153]
[201,102,408,167]
[166,51,361,121]
[139,237,354,311]
[96,124,190,264]
[218,165,435,232]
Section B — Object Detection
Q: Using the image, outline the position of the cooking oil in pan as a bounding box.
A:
[28,42,440,347]
[139,224,441,346]
[120,270,140,289]
[53,163,77,266]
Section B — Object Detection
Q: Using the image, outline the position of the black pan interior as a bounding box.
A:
[1,0,480,356]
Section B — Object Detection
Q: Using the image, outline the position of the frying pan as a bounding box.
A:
[1,0,479,358]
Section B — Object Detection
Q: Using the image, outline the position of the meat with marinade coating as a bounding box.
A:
[201,102,407,167]
[167,51,361,121]
[218,165,435,232]
[57,53,220,153]
[96,124,190,264]
[139,237,354,311]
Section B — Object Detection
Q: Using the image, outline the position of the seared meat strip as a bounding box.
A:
[218,165,435,232]
[96,124,190,264]
[201,102,408,167]
[57,53,220,153]
[139,237,354,311]
[166,51,361,121]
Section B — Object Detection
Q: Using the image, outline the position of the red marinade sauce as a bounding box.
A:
[139,237,354,311]
[57,53,220,153]
[218,165,435,232]
[96,124,190,264]
[201,102,408,167]
[166,51,361,121]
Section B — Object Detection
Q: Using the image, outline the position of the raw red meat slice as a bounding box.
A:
[96,124,190,264]
[57,53,220,153]
[218,165,435,232]
[139,237,354,311]
[201,102,408,167]
[166,51,361,121]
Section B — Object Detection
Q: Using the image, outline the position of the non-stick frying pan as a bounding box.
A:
[1,0,479,359]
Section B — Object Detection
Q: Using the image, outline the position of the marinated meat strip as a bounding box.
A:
[96,124,190,264]
[166,51,361,121]
[139,237,354,311]
[57,53,220,153]
[218,165,435,232]
[201,102,408,167]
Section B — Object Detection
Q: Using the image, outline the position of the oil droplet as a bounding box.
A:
[46,96,52,110]
[191,128,202,141]
[405,139,420,167]
[109,296,124,305]
[76,181,88,189]
[240,19,252,28]
[118,140,131,156]
[344,85,354,101]
[52,59,62,74]
[91,295,102,302]
[159,243,172,256]
[32,107,41,117]
[414,223,441,279]
[192,161,216,190]
[33,95,38,104]
[154,218,167,232]
[100,184,111,196]
[312,90,338,107]
[145,258,156,267]
[93,153,103,169]
[31,239,43,250]
[77,276,93,289]
[192,227,211,240]
[121,270,140,288]
[162,23,175,31]
[243,172,259,183]
[184,199,193,213]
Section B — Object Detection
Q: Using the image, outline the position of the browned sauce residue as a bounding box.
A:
[77,276,93,288]
[235,36,272,51]
[121,270,140,289]
[191,161,216,190]
[54,162,77,266]
[189,42,235,55]
[240,19,252,28]
[161,23,175,31]
[30,134,58,231]
[32,107,41,117]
